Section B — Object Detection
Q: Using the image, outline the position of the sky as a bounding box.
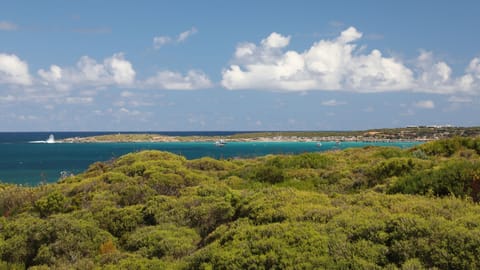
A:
[0,0,479,131]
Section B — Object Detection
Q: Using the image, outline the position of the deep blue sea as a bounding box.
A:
[0,132,421,185]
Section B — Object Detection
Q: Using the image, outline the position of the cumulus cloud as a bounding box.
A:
[414,100,435,109]
[415,51,454,93]
[460,57,480,91]
[0,21,18,31]
[153,27,198,49]
[143,70,212,90]
[6,51,211,93]
[0,53,32,85]
[38,53,135,90]
[222,27,414,92]
[222,27,480,95]
[416,53,480,95]
[261,32,290,48]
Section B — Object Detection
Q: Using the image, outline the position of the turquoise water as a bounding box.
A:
[0,140,421,185]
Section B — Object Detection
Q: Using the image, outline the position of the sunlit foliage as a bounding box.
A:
[1,137,480,269]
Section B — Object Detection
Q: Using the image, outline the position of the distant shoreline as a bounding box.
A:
[56,126,480,143]
[58,136,429,144]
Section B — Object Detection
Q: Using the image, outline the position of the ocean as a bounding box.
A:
[0,132,421,185]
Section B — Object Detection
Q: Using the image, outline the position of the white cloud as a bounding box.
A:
[414,100,435,109]
[7,51,210,94]
[337,26,362,43]
[105,54,136,85]
[459,57,480,92]
[415,51,454,94]
[0,53,32,85]
[38,53,135,91]
[222,27,480,95]
[261,32,290,48]
[321,99,346,106]
[177,27,198,42]
[0,21,18,31]
[414,53,480,95]
[143,70,212,90]
[222,27,414,92]
[153,27,198,49]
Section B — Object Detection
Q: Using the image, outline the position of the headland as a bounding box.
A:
[59,126,480,143]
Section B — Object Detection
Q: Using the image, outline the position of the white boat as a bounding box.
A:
[316,142,322,147]
[215,139,226,147]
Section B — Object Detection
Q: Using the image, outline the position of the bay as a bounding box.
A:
[0,132,421,185]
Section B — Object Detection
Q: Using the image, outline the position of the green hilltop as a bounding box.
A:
[1,137,480,269]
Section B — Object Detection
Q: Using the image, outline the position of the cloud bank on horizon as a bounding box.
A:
[1,26,479,98]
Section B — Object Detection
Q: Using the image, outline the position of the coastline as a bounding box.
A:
[58,134,432,144]
[56,127,480,144]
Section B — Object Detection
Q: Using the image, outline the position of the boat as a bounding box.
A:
[215,139,226,147]
[316,142,322,147]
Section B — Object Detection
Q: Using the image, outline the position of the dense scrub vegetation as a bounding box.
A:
[0,137,480,269]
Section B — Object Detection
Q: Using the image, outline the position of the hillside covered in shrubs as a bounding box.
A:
[1,137,480,269]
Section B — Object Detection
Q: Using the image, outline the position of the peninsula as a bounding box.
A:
[59,126,480,143]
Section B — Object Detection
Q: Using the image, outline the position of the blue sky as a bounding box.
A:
[1,0,479,131]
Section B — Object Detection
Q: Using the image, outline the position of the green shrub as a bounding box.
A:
[367,158,430,187]
[95,206,143,237]
[110,179,155,206]
[0,186,36,216]
[389,159,480,201]
[122,224,200,259]
[183,185,238,237]
[145,172,185,196]
[253,165,285,184]
[187,220,330,269]
[375,147,405,159]
[101,172,130,184]
[141,196,187,226]
[186,157,234,171]
[419,137,478,157]
[34,191,69,217]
